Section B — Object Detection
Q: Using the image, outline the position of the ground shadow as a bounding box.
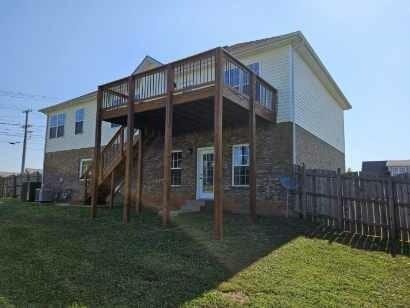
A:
[306,224,410,256]
[0,201,406,307]
[0,201,304,307]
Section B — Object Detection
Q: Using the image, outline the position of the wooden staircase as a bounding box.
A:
[82,126,143,206]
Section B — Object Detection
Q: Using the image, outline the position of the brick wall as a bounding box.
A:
[141,121,293,215]
[295,124,345,171]
[43,148,94,202]
[44,122,341,216]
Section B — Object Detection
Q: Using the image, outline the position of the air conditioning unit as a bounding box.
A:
[35,188,53,203]
[22,182,42,202]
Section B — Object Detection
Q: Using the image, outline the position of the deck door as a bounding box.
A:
[196,147,214,200]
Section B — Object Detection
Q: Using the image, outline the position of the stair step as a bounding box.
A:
[180,199,205,212]
[158,199,208,217]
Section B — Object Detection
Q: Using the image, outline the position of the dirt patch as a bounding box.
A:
[221,291,249,305]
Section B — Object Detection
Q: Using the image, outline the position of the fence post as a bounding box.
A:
[83,175,88,205]
[312,172,317,222]
[12,175,17,198]
[336,168,343,230]
[387,178,398,253]
[300,163,307,219]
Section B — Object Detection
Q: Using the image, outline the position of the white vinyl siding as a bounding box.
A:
[45,98,119,153]
[235,46,291,123]
[293,49,345,153]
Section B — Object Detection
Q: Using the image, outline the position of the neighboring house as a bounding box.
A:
[0,171,16,178]
[39,31,351,218]
[361,160,410,176]
[361,161,390,176]
[387,160,410,176]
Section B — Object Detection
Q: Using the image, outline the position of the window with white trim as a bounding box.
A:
[79,158,92,179]
[49,113,65,139]
[232,144,249,186]
[171,150,182,186]
[75,108,84,135]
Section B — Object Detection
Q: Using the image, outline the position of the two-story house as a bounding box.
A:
[39,31,351,238]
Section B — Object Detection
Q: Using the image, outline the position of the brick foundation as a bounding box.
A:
[43,148,94,202]
[43,121,344,216]
[140,121,292,214]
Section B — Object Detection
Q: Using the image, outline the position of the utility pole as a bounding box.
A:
[20,109,32,175]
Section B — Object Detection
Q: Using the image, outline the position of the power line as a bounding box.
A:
[0,121,22,126]
[0,89,59,101]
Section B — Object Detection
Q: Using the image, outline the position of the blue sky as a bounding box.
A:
[0,0,409,172]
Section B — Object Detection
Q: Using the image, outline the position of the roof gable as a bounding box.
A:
[132,55,163,75]
[226,31,351,110]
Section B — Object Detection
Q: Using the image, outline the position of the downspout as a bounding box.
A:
[41,114,49,188]
[289,45,296,165]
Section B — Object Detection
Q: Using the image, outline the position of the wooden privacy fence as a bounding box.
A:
[0,172,42,200]
[294,166,410,244]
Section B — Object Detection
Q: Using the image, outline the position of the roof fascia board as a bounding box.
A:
[39,91,97,114]
[293,35,351,110]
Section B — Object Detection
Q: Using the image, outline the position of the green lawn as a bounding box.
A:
[0,199,409,307]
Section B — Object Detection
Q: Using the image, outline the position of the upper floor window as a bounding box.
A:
[49,113,65,139]
[75,109,84,135]
[171,150,182,186]
[224,62,260,94]
[248,62,260,75]
[232,144,249,186]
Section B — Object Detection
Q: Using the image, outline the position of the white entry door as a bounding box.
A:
[197,147,214,200]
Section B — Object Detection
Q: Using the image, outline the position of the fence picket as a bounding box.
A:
[293,166,410,248]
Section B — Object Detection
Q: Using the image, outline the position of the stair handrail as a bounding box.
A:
[101,126,125,179]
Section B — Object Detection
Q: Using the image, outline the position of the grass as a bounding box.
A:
[0,199,409,307]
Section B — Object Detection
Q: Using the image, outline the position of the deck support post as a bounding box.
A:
[336,168,343,229]
[249,72,257,222]
[91,87,103,218]
[123,76,135,224]
[109,169,115,209]
[162,65,174,226]
[214,48,224,240]
[135,129,143,214]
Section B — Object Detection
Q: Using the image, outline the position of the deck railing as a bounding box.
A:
[101,126,125,179]
[223,51,251,98]
[173,50,215,91]
[99,48,277,115]
[135,66,168,101]
[255,77,275,111]
[99,127,141,181]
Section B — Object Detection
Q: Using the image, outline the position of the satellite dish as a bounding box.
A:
[279,176,298,219]
[279,176,298,191]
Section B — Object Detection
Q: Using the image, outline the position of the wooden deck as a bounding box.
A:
[91,47,279,240]
[99,48,277,123]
